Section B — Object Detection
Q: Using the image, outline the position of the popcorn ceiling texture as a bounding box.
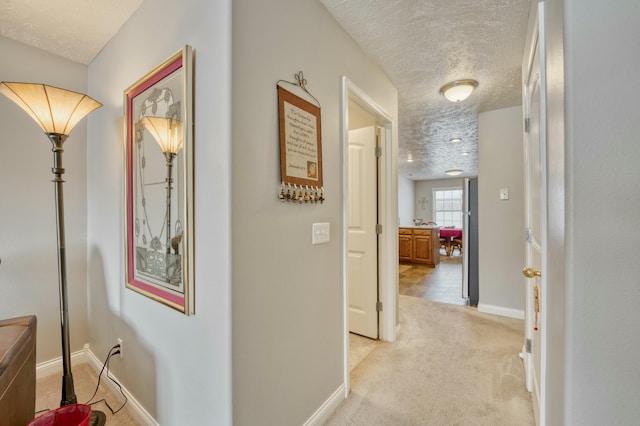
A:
[321,0,530,180]
[2,0,529,179]
[0,0,143,64]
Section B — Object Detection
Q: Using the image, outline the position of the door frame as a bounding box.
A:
[522,2,547,424]
[340,76,396,395]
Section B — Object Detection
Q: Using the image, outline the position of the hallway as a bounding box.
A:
[330,296,534,425]
[334,250,533,425]
[400,253,469,306]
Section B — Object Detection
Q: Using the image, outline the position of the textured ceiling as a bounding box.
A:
[2,0,530,180]
[321,0,531,180]
[0,0,143,64]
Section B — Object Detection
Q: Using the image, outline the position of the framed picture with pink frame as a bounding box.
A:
[123,45,195,315]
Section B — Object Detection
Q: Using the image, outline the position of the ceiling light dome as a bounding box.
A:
[449,137,462,143]
[440,79,478,102]
[445,169,463,176]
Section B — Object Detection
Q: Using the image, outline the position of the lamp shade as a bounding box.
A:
[140,116,184,155]
[439,79,478,102]
[0,82,102,136]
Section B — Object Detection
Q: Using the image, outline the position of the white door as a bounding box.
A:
[347,126,378,338]
[523,3,546,424]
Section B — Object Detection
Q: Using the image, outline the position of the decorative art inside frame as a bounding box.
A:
[277,72,324,204]
[124,45,195,315]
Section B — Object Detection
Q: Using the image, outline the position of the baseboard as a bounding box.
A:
[36,344,158,426]
[36,347,87,380]
[303,384,345,426]
[84,346,159,426]
[477,303,525,319]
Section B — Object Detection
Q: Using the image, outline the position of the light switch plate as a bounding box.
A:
[312,222,330,245]
[499,188,510,200]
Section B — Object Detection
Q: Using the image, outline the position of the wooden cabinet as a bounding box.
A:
[413,231,433,264]
[398,227,440,266]
[399,229,413,262]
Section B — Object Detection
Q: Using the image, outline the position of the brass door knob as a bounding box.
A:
[522,267,542,278]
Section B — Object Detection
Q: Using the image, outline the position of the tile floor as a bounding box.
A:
[399,250,469,306]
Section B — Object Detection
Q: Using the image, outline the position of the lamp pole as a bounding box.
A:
[48,133,77,406]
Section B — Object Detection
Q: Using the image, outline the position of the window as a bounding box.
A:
[433,188,463,228]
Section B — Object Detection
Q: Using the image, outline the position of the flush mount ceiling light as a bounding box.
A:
[439,79,479,102]
[445,169,463,176]
[461,151,470,156]
[449,137,462,143]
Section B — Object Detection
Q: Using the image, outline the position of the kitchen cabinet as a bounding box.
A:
[399,228,413,262]
[398,227,440,266]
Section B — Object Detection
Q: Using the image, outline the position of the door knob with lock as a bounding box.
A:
[522,267,542,278]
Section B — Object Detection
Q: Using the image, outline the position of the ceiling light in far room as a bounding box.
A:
[440,79,478,102]
[449,137,462,143]
[445,169,463,176]
[461,151,470,156]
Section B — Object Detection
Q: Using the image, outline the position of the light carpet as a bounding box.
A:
[327,295,534,425]
[35,363,140,425]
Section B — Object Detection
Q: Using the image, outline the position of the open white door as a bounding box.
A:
[347,126,378,339]
[523,3,547,425]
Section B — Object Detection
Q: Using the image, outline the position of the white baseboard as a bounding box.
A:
[36,347,88,380]
[84,346,158,426]
[303,384,345,426]
[36,344,158,426]
[477,303,525,319]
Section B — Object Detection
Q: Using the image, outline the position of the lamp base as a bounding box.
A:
[90,410,107,426]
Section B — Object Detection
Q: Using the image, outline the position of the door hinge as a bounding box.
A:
[376,301,383,312]
[376,224,383,234]
[525,227,532,243]
[526,338,532,354]
[375,146,382,158]
[524,117,530,133]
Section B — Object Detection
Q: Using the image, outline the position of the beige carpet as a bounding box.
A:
[35,363,140,425]
[327,295,534,425]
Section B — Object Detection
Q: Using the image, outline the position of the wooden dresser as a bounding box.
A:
[399,227,440,266]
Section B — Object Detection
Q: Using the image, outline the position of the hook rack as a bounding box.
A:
[279,182,324,204]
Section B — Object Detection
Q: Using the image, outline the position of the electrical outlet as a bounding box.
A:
[117,338,123,359]
[499,188,510,200]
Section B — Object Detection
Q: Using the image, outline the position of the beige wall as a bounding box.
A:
[561,0,640,424]
[348,99,377,130]
[398,175,415,227]
[0,36,90,362]
[232,0,397,424]
[477,105,525,315]
[86,0,232,423]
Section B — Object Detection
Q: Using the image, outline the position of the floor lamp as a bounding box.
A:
[0,82,105,425]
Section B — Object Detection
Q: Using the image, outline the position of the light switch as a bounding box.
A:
[312,222,330,245]
[499,188,510,200]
